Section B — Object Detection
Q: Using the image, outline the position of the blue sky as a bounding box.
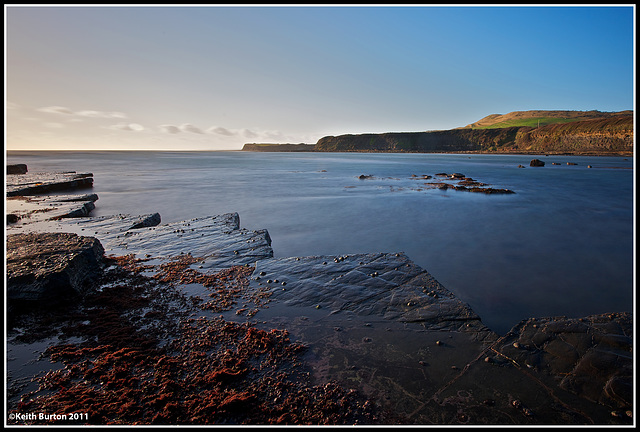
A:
[5,5,635,150]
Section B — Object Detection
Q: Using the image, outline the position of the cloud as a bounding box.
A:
[37,106,127,119]
[242,129,259,139]
[37,106,75,115]
[179,123,205,134]
[76,110,127,119]
[208,126,236,136]
[109,122,145,131]
[44,122,64,128]
[160,124,181,134]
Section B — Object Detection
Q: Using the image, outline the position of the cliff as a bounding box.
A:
[315,114,633,155]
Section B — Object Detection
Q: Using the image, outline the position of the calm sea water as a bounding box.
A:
[6,151,635,334]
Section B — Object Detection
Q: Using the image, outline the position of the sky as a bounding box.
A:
[4,4,636,151]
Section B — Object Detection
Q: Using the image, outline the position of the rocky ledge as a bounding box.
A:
[5,165,633,426]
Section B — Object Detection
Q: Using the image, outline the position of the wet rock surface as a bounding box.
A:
[7,194,98,224]
[6,170,94,196]
[6,168,97,223]
[496,314,633,411]
[251,254,495,339]
[5,166,633,426]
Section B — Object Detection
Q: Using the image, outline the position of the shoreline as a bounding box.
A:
[6,149,634,157]
[5,165,634,426]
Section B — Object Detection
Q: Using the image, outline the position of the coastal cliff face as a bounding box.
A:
[314,114,633,155]
[513,115,633,154]
[315,127,521,153]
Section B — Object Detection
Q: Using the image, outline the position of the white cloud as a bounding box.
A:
[208,126,236,136]
[36,106,127,119]
[179,123,205,134]
[160,124,181,134]
[109,122,145,131]
[38,106,75,115]
[76,110,127,119]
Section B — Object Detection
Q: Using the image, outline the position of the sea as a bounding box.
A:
[5,151,635,335]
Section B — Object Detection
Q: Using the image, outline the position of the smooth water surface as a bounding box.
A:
[6,151,634,334]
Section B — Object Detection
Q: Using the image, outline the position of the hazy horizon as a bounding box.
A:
[5,5,635,151]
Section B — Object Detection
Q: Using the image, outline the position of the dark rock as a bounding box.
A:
[7,214,20,224]
[530,159,545,167]
[6,232,105,305]
[467,187,516,195]
[7,164,28,174]
[129,212,162,229]
[358,174,374,180]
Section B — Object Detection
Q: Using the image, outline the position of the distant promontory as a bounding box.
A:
[242,110,633,156]
[241,143,316,152]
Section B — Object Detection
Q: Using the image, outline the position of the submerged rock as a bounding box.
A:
[497,313,633,411]
[529,159,545,167]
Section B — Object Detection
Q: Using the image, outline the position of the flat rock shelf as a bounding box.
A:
[5,165,633,426]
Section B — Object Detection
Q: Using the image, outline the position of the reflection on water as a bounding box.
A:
[6,151,634,334]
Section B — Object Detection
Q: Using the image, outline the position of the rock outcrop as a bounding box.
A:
[6,170,94,196]
[6,232,105,304]
[7,163,28,174]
